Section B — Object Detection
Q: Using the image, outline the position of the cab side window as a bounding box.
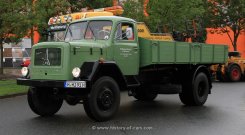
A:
[115,23,134,41]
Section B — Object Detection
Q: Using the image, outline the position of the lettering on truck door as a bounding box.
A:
[113,22,139,75]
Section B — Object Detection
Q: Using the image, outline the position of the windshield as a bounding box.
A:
[45,24,67,42]
[48,31,66,41]
[65,21,87,41]
[65,21,112,41]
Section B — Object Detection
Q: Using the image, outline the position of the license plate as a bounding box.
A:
[64,81,86,88]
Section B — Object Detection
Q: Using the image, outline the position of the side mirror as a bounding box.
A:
[126,28,133,39]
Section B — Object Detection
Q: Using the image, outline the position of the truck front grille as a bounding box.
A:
[34,48,61,66]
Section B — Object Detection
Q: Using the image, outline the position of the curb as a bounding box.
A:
[0,93,27,99]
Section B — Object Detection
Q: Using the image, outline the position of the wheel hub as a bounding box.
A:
[198,82,206,97]
[232,69,239,79]
[97,88,114,111]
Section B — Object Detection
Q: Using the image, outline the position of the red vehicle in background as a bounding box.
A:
[20,59,30,67]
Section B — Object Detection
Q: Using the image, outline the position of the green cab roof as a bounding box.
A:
[70,16,136,24]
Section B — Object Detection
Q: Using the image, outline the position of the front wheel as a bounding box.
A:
[179,72,209,106]
[83,76,120,122]
[27,87,63,116]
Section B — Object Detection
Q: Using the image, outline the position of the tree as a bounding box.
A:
[0,0,30,74]
[0,9,4,74]
[1,0,70,44]
[146,0,205,34]
[68,0,113,12]
[204,0,245,51]
[0,0,69,74]
[122,0,206,42]
[34,0,69,42]
[122,0,145,22]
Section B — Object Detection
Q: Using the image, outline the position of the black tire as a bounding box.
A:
[83,76,120,122]
[179,72,209,106]
[27,87,63,116]
[65,97,81,106]
[227,65,241,82]
[133,85,157,101]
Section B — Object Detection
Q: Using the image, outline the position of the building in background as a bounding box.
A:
[2,38,31,67]
[206,29,245,58]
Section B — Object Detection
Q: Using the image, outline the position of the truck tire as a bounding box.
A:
[65,97,81,106]
[27,87,63,116]
[228,65,241,82]
[83,76,120,122]
[133,85,158,101]
[179,72,209,106]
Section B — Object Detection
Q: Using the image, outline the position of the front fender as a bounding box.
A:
[192,65,212,91]
[79,61,127,89]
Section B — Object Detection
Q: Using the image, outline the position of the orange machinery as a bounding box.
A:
[211,51,245,82]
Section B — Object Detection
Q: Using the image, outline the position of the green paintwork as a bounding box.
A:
[29,16,228,81]
[30,42,71,80]
[139,38,228,67]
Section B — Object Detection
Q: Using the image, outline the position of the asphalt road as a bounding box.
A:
[1,82,245,135]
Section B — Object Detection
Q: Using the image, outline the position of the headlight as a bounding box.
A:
[72,67,81,78]
[21,67,29,77]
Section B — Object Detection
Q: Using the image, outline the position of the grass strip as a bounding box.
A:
[0,80,28,97]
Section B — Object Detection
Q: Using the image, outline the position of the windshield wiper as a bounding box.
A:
[68,26,73,37]
[45,49,50,66]
[67,26,73,41]
[87,24,96,41]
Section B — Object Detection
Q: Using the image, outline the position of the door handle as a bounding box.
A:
[73,46,81,55]
[90,48,93,55]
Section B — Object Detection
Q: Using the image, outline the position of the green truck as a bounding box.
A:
[17,16,228,122]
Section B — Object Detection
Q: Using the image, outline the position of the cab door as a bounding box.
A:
[113,22,139,75]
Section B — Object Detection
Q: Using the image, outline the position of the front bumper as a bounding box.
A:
[16,78,89,89]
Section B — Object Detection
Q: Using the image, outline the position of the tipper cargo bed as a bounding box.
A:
[139,38,228,66]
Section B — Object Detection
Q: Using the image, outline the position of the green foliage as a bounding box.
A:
[0,0,69,43]
[122,0,206,42]
[0,0,31,39]
[34,0,70,42]
[147,0,205,33]
[122,0,145,22]
[0,0,31,74]
[68,0,113,12]
[82,0,113,9]
[204,0,245,51]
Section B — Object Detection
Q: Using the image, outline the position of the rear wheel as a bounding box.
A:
[83,76,120,122]
[27,87,63,116]
[133,85,157,101]
[228,65,241,82]
[179,72,209,106]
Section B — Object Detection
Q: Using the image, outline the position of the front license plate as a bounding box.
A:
[64,81,86,88]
